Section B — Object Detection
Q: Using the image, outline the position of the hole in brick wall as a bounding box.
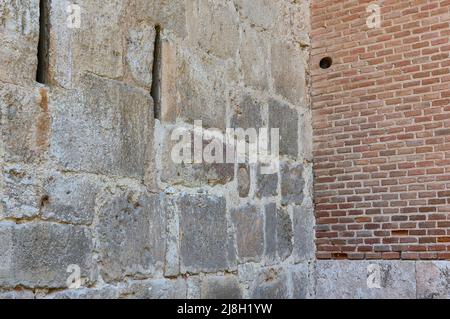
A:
[319,57,333,70]
[36,0,50,84]
[151,25,162,120]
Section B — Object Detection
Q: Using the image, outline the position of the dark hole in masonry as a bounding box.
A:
[320,57,333,70]
[36,0,50,84]
[151,25,162,120]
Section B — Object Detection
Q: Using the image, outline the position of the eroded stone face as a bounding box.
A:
[231,204,264,262]
[50,74,154,179]
[96,190,166,283]
[201,275,242,299]
[0,0,39,85]
[178,193,232,274]
[0,221,94,289]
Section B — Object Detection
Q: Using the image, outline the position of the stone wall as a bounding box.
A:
[0,0,315,298]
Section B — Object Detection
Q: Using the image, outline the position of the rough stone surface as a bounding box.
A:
[41,173,100,225]
[0,222,94,289]
[201,275,242,299]
[178,194,232,274]
[231,205,264,262]
[314,261,417,299]
[96,190,166,283]
[280,162,304,206]
[256,164,278,198]
[250,267,291,299]
[416,262,450,299]
[119,279,187,299]
[237,164,250,198]
[50,74,154,179]
[231,93,264,130]
[268,99,298,158]
[0,84,50,163]
[161,127,234,187]
[0,0,39,85]
[293,202,315,262]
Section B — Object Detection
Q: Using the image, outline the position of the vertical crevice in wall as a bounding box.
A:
[151,25,162,120]
[36,0,50,84]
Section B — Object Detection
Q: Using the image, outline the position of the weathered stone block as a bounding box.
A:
[178,193,232,273]
[314,261,417,299]
[293,202,315,262]
[125,24,156,89]
[416,261,450,299]
[119,279,187,299]
[1,164,42,219]
[268,99,298,158]
[276,207,293,261]
[50,74,153,179]
[0,85,50,163]
[271,40,307,105]
[231,205,264,262]
[281,162,304,206]
[256,164,278,198]
[186,0,239,60]
[161,126,234,187]
[230,93,264,130]
[0,221,94,289]
[235,0,279,30]
[239,26,270,90]
[201,275,242,299]
[175,50,229,130]
[0,289,34,299]
[237,164,250,198]
[264,203,293,262]
[96,190,166,283]
[250,268,291,299]
[290,263,309,299]
[0,0,39,85]
[48,0,124,87]
[264,203,277,262]
[41,173,101,225]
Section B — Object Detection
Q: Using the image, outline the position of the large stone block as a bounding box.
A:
[0,0,39,85]
[314,261,417,299]
[41,172,101,225]
[239,25,270,90]
[119,279,187,299]
[256,164,278,198]
[178,193,233,273]
[175,50,229,130]
[0,221,94,289]
[235,0,280,30]
[1,164,42,219]
[0,84,50,163]
[230,93,264,130]
[48,0,124,87]
[96,190,166,283]
[250,267,291,299]
[416,261,450,299]
[271,40,307,105]
[50,74,154,180]
[280,162,304,206]
[186,0,239,60]
[201,275,242,299]
[268,98,298,158]
[293,202,315,262]
[264,203,293,262]
[161,126,234,187]
[231,205,264,262]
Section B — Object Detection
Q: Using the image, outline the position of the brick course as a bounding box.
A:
[312,0,450,260]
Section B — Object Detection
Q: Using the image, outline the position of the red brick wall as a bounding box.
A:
[311,0,450,260]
